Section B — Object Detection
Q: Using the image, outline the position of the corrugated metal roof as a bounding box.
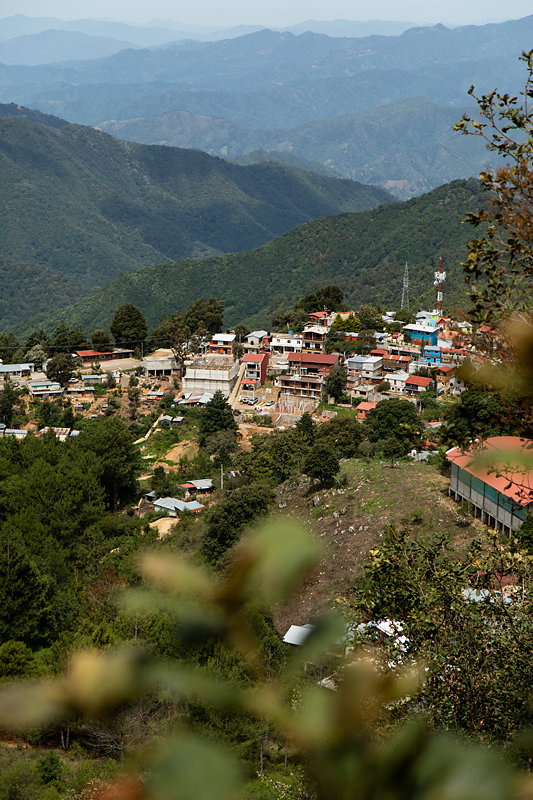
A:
[154,497,205,513]
[283,624,315,646]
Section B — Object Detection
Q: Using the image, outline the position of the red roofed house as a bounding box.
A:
[404,375,433,395]
[242,352,269,386]
[447,436,533,535]
[441,348,470,366]
[356,401,377,420]
[307,311,330,327]
[433,364,454,395]
[76,348,134,364]
[280,352,339,401]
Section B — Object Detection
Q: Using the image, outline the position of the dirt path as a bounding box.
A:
[134,413,164,445]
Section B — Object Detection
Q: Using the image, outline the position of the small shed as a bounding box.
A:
[179,478,214,497]
[153,496,205,517]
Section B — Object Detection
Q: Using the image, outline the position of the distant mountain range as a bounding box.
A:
[21,179,486,338]
[0,18,529,196]
[0,15,417,57]
[0,110,391,330]
[0,30,140,66]
[98,97,491,198]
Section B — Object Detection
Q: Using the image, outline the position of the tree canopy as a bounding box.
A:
[46,353,74,386]
[110,304,147,349]
[199,390,237,448]
[365,398,423,452]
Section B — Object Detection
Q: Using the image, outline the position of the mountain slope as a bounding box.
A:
[25,179,484,336]
[98,97,491,197]
[0,114,390,324]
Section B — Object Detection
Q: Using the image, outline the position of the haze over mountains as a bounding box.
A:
[1,15,530,197]
[0,15,417,56]
[0,13,527,334]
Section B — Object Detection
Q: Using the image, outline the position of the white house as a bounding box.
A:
[182,355,240,398]
[244,330,269,353]
[270,333,303,354]
[0,362,34,379]
[346,355,383,392]
[385,370,409,393]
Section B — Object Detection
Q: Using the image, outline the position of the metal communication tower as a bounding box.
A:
[434,256,446,314]
[401,262,409,310]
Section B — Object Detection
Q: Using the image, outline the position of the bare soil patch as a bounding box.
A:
[150,517,177,539]
[238,422,275,451]
[157,440,199,468]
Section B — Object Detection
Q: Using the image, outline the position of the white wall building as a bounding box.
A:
[182,355,240,398]
[385,370,409,393]
[270,333,303,354]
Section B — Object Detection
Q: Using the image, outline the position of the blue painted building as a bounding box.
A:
[403,324,440,346]
[423,346,441,365]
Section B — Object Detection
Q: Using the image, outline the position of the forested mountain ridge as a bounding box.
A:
[99,97,491,198]
[0,101,69,127]
[0,114,390,328]
[22,179,485,336]
[0,30,140,66]
[2,19,530,197]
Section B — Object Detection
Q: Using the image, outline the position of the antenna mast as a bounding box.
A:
[401,262,409,310]
[434,256,446,314]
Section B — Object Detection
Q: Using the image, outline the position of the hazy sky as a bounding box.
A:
[3,0,533,28]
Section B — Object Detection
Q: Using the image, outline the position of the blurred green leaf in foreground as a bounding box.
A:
[0,518,531,800]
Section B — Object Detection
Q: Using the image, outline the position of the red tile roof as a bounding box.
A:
[406,375,433,386]
[446,436,533,506]
[288,353,339,365]
[76,350,106,358]
[243,353,267,363]
[357,402,377,412]
[384,354,411,362]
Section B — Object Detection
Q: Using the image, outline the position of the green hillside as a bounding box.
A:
[0,115,391,326]
[23,179,484,336]
[99,97,491,198]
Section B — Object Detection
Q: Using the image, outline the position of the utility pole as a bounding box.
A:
[401,262,409,310]
[220,463,224,492]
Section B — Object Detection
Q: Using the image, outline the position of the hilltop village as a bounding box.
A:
[0,283,531,796]
[0,293,529,540]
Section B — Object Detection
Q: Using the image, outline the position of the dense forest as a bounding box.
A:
[0,112,390,329]
[22,178,485,336]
